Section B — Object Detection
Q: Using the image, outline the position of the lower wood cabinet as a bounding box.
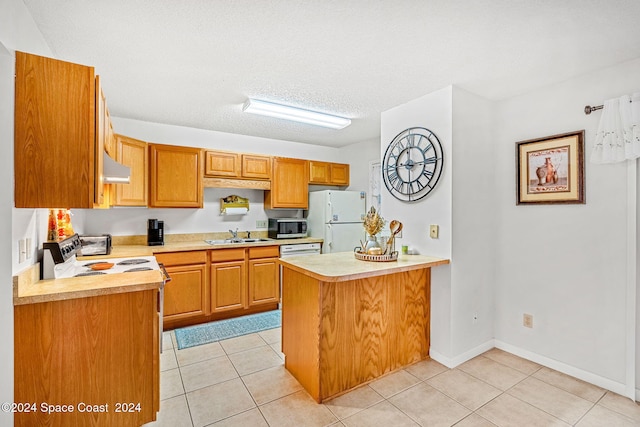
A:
[248,246,280,306]
[14,289,160,426]
[211,248,246,312]
[211,246,280,312]
[158,246,280,329]
[156,251,208,326]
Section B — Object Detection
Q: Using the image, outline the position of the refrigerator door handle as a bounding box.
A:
[326,224,332,251]
[330,203,338,222]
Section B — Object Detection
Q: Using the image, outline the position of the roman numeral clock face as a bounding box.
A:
[382,127,444,202]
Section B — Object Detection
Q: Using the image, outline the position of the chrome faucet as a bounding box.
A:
[228,228,241,242]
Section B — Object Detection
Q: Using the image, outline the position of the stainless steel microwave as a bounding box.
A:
[268,218,308,239]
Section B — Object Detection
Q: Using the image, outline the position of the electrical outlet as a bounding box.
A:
[429,224,439,239]
[523,313,533,328]
[256,220,268,229]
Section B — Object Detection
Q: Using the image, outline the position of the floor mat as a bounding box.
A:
[174,310,281,350]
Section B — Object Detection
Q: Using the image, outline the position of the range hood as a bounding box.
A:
[103,152,131,184]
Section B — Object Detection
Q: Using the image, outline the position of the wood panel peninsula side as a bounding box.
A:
[279,252,449,403]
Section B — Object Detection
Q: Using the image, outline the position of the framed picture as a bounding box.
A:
[516,130,585,205]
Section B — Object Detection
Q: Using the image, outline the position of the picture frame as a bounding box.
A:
[516,130,585,205]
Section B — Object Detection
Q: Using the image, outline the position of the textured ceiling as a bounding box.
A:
[22,0,640,147]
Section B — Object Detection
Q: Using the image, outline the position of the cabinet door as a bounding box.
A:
[163,264,207,321]
[149,144,203,208]
[309,161,331,184]
[242,154,271,179]
[205,150,240,177]
[211,260,247,312]
[114,135,148,206]
[248,257,280,306]
[94,77,107,206]
[330,163,350,186]
[265,157,309,209]
[14,51,97,208]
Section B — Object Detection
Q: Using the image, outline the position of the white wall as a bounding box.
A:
[339,138,380,194]
[0,42,15,427]
[450,87,496,358]
[2,0,55,424]
[381,86,455,359]
[493,58,640,397]
[380,86,497,365]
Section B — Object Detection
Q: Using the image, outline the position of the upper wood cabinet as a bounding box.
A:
[148,143,203,208]
[205,150,240,177]
[14,51,106,208]
[113,134,148,206]
[241,154,271,179]
[205,150,271,180]
[309,161,350,186]
[265,157,309,209]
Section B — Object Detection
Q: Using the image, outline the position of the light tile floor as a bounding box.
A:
[144,329,640,427]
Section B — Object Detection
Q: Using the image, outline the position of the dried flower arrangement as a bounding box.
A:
[363,206,385,236]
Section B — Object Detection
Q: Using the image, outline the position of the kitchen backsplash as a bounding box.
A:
[74,188,303,237]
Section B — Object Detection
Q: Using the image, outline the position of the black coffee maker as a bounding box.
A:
[147,219,164,246]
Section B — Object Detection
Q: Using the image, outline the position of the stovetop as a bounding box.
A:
[53,255,161,279]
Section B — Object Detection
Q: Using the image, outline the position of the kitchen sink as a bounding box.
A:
[204,238,271,245]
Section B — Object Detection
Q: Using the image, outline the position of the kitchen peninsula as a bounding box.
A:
[279,252,449,402]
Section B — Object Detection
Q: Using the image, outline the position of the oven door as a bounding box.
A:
[158,263,172,352]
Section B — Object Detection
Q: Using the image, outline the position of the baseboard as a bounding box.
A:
[494,340,630,398]
[430,339,495,368]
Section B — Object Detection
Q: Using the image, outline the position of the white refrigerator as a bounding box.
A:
[307,190,367,254]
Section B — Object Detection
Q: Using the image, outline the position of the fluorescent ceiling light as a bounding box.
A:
[243,99,351,129]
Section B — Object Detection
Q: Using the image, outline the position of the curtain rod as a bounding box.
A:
[584,105,603,115]
[584,99,634,115]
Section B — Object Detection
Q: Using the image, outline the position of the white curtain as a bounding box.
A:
[591,92,640,163]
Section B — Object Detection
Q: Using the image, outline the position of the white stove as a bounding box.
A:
[54,255,161,279]
[42,234,161,279]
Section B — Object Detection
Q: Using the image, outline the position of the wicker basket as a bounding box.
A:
[354,251,398,262]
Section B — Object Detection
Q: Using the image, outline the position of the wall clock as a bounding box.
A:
[382,127,444,202]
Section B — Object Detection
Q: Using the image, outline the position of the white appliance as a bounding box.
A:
[42,234,170,352]
[279,242,322,258]
[307,190,366,254]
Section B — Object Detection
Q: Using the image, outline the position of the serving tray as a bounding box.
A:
[354,251,398,262]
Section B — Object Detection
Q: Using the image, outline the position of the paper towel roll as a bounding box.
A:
[222,207,249,215]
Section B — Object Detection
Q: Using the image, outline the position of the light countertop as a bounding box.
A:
[279,251,450,282]
[14,236,323,306]
[80,237,323,258]
[13,266,164,306]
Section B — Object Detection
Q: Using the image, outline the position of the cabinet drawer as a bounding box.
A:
[155,250,207,266]
[210,248,246,262]
[249,246,279,259]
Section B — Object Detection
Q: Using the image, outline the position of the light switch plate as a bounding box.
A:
[18,239,26,263]
[429,224,439,239]
[523,313,533,328]
[256,220,268,229]
[26,238,32,259]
